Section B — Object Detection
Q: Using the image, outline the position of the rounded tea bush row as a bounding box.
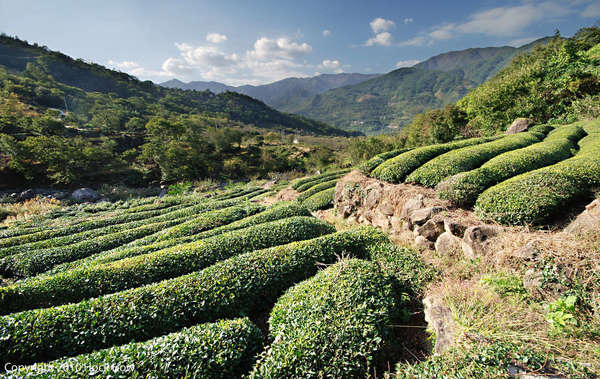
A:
[10,318,262,379]
[0,197,243,258]
[475,130,600,225]
[250,259,400,378]
[46,202,312,274]
[0,226,386,366]
[406,131,544,187]
[0,216,335,314]
[296,179,339,202]
[0,199,245,277]
[371,136,498,183]
[292,169,350,191]
[358,148,411,175]
[302,187,335,211]
[436,125,584,206]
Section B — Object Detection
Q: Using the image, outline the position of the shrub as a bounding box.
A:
[371,136,497,183]
[250,259,400,378]
[0,226,386,365]
[46,202,312,273]
[9,318,262,379]
[0,197,242,258]
[0,198,245,276]
[302,187,335,211]
[296,179,339,202]
[291,169,350,190]
[212,187,266,200]
[0,216,335,314]
[437,125,584,206]
[475,130,600,225]
[406,132,543,187]
[358,148,410,175]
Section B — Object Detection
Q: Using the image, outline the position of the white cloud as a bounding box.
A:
[318,59,343,73]
[108,60,172,78]
[366,32,393,46]
[395,59,421,68]
[370,17,396,33]
[322,29,331,37]
[206,33,228,43]
[429,24,456,40]
[582,2,600,17]
[403,18,414,24]
[248,37,312,60]
[397,36,427,47]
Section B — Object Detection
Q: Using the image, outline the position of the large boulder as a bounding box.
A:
[564,199,600,236]
[461,225,498,259]
[415,219,445,242]
[400,194,425,219]
[409,206,444,226]
[18,189,35,202]
[435,232,462,255]
[506,118,534,134]
[71,188,100,203]
[423,295,457,354]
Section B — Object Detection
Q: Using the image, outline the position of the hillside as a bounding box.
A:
[0,35,357,187]
[161,73,379,113]
[295,38,551,134]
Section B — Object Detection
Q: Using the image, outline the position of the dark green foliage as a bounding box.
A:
[302,187,335,211]
[371,136,497,183]
[10,318,262,379]
[250,259,400,378]
[296,179,339,202]
[406,132,543,187]
[0,226,386,365]
[437,124,584,206]
[475,125,600,225]
[0,216,334,314]
[358,148,410,175]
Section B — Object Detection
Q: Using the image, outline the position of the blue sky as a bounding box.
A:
[1,0,599,85]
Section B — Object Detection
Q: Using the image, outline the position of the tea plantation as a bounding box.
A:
[0,181,434,378]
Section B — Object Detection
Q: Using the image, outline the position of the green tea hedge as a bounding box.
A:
[475,131,600,225]
[0,226,385,365]
[9,318,262,379]
[437,125,583,206]
[371,136,497,183]
[358,148,411,175]
[406,132,543,187]
[0,216,334,314]
[296,179,339,202]
[302,187,335,211]
[292,169,350,190]
[0,198,242,258]
[47,202,312,273]
[250,259,400,378]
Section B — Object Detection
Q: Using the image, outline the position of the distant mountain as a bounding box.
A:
[294,38,551,134]
[160,73,379,112]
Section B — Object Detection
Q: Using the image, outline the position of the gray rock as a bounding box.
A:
[461,225,498,259]
[416,219,445,242]
[378,198,395,216]
[435,232,462,255]
[513,240,541,261]
[414,235,434,250]
[158,188,168,198]
[444,219,467,237]
[409,206,444,226]
[423,295,457,354]
[364,183,383,209]
[71,188,100,203]
[400,194,424,219]
[52,191,70,200]
[506,118,534,134]
[564,198,600,235]
[18,189,35,201]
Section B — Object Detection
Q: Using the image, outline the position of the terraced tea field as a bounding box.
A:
[0,182,433,377]
[366,119,600,226]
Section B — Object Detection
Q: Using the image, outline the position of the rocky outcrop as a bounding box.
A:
[564,198,600,236]
[506,118,534,134]
[461,225,499,259]
[435,232,462,255]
